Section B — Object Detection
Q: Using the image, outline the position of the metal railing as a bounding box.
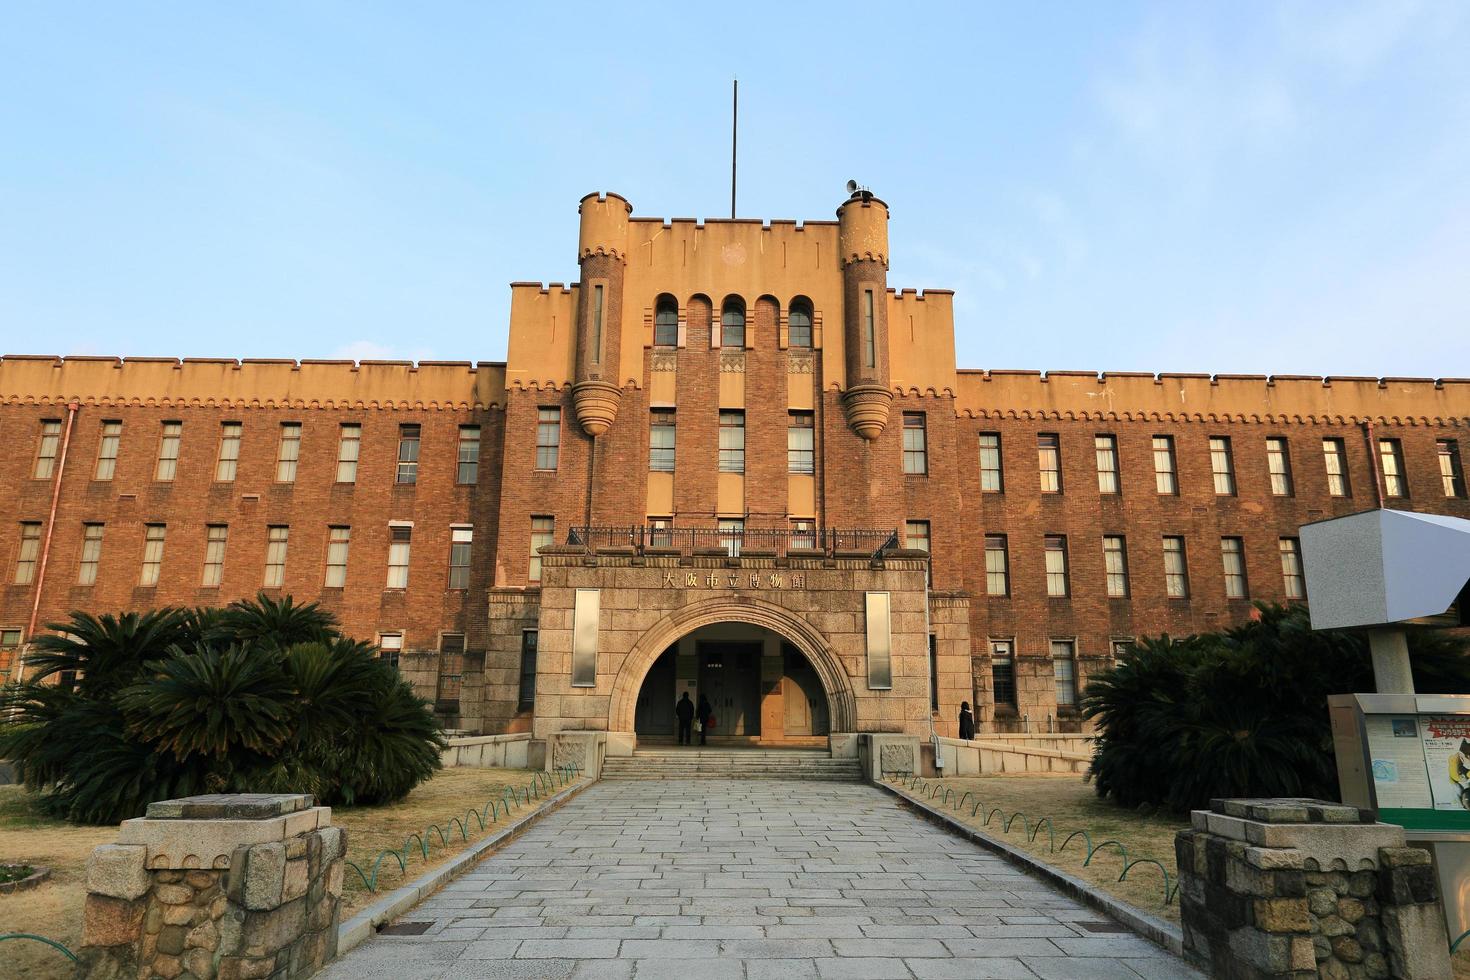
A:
[567,525,900,559]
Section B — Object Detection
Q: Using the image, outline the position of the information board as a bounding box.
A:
[1365,713,1470,813]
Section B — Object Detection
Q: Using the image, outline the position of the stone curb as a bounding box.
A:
[335,778,592,956]
[875,781,1185,958]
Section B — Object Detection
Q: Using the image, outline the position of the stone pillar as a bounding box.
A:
[78,793,345,980]
[1175,798,1452,979]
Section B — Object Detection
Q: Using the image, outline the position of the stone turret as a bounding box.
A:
[572,192,631,436]
[836,190,892,439]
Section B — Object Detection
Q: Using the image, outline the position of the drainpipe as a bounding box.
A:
[1363,421,1385,508]
[14,401,79,686]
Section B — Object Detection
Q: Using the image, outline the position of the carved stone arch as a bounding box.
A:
[607,594,857,734]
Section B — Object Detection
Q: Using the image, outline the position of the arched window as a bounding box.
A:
[721,297,746,348]
[654,295,679,347]
[788,297,813,348]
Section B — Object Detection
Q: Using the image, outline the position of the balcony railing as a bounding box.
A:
[567,525,900,559]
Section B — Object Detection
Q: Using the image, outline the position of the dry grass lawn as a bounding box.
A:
[0,767,575,980]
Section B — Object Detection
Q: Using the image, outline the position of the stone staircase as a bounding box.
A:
[601,747,863,782]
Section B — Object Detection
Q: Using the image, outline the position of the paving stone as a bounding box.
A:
[814,957,914,978]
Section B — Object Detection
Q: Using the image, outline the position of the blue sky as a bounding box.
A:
[2,2,1467,377]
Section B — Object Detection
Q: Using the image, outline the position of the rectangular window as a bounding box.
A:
[77,523,104,585]
[1044,534,1069,597]
[1052,640,1077,708]
[591,284,604,365]
[436,632,465,708]
[719,411,745,473]
[1279,537,1306,599]
[396,425,421,484]
[336,423,361,483]
[0,628,21,651]
[1379,439,1407,498]
[518,629,538,709]
[263,526,289,587]
[1110,639,1133,661]
[1210,437,1236,495]
[1266,437,1293,496]
[378,632,403,671]
[1103,534,1129,597]
[789,518,816,551]
[991,639,1016,709]
[1095,434,1119,494]
[1323,437,1350,497]
[904,520,930,553]
[1038,433,1062,493]
[34,420,62,479]
[529,516,554,582]
[1438,439,1466,498]
[862,289,876,370]
[325,526,350,587]
[979,433,1004,492]
[275,423,302,483]
[139,524,165,587]
[648,517,673,549]
[214,422,242,482]
[787,411,815,474]
[15,522,42,585]
[1163,535,1189,598]
[448,526,473,589]
[156,422,182,482]
[649,410,676,472]
[457,426,481,485]
[572,589,600,687]
[865,591,892,689]
[1153,435,1178,494]
[1221,536,1248,599]
[902,413,928,474]
[929,635,939,713]
[718,518,744,558]
[535,408,561,471]
[95,421,121,480]
[984,535,1009,596]
[202,525,228,587]
[387,525,412,588]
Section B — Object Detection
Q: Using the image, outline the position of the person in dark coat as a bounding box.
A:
[696,694,714,746]
[958,701,976,741]
[675,692,694,745]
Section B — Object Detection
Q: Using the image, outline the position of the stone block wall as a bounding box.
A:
[1175,798,1451,979]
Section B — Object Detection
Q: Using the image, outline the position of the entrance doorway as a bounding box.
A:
[699,642,761,736]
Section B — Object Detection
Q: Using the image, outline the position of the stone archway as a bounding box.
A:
[607,594,856,734]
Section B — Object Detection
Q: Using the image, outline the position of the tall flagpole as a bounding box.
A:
[731,79,738,219]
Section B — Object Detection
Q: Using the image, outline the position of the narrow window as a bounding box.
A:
[1322,437,1350,497]
[929,634,940,713]
[654,295,679,348]
[518,629,539,709]
[139,524,165,586]
[387,525,412,588]
[325,526,351,587]
[529,516,554,582]
[457,426,481,485]
[156,422,182,482]
[979,433,1004,492]
[1052,640,1077,708]
[1038,434,1062,493]
[984,535,1009,596]
[1438,439,1466,498]
[1163,536,1190,598]
[1210,437,1236,495]
[789,519,816,551]
[990,639,1017,709]
[719,411,745,473]
[274,423,301,483]
[448,526,473,589]
[718,518,744,558]
[1044,534,1069,597]
[590,283,604,365]
[650,410,676,472]
[1095,434,1119,494]
[202,525,228,587]
[336,424,361,483]
[95,421,121,480]
[903,413,928,475]
[34,420,62,479]
[788,297,813,348]
[263,526,289,587]
[396,425,420,485]
[216,423,242,482]
[1220,537,1248,599]
[1103,535,1129,597]
[437,633,465,709]
[648,517,673,549]
[787,411,815,474]
[1279,537,1306,599]
[77,523,104,585]
[15,522,42,585]
[861,289,876,369]
[1266,437,1293,496]
[904,520,930,553]
[1153,435,1178,494]
[721,298,746,348]
[377,632,403,670]
[535,408,561,471]
[1379,439,1407,498]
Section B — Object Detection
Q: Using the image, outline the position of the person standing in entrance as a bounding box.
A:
[675,692,694,746]
[696,694,713,746]
[958,701,976,741]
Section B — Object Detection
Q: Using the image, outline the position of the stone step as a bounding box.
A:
[602,751,863,782]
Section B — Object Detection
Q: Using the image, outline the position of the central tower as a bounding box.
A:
[571,191,631,436]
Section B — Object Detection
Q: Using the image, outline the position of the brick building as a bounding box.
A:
[2,188,1468,750]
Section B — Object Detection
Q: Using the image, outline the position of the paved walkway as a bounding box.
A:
[319,780,1201,980]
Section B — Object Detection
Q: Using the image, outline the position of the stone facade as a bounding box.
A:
[1175,798,1452,979]
[78,793,345,980]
